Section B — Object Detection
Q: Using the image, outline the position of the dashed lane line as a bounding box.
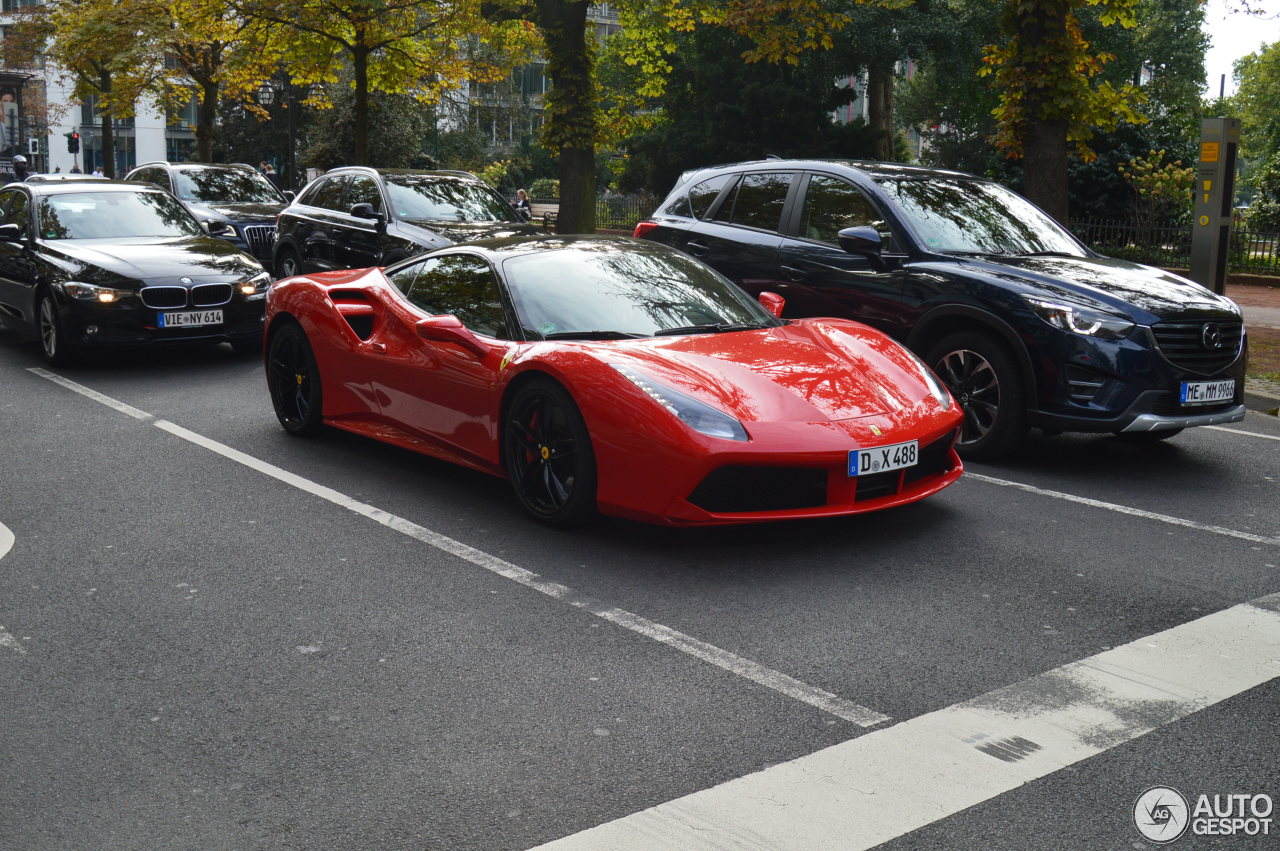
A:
[530,593,1280,850]
[966,472,1280,547]
[1205,425,1280,442]
[29,368,889,728]
[1,523,26,655]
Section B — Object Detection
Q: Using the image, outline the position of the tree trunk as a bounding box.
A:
[867,64,895,161]
[1023,118,1069,224]
[196,79,219,163]
[535,0,595,234]
[353,46,370,165]
[1016,1,1070,223]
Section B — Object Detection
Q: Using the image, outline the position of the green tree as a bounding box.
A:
[981,0,1147,222]
[231,0,536,166]
[7,0,165,178]
[1233,41,1280,162]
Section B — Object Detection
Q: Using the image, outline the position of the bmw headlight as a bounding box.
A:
[60,281,131,304]
[1023,295,1134,340]
[239,271,271,297]
[612,364,749,441]
[900,348,952,410]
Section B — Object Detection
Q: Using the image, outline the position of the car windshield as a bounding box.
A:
[38,190,205,240]
[876,177,1085,257]
[174,168,282,204]
[502,242,778,339]
[385,177,517,222]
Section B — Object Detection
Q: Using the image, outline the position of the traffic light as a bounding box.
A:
[66,131,80,154]
[28,138,39,155]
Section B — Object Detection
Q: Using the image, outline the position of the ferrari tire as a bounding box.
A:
[927,330,1026,461]
[266,322,323,436]
[37,289,78,367]
[503,379,597,526]
[275,247,301,279]
[1114,428,1183,443]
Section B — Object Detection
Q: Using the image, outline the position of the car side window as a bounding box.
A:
[404,254,509,339]
[800,175,893,246]
[714,172,792,232]
[688,174,732,220]
[145,169,171,192]
[386,260,422,295]
[308,177,349,212]
[0,189,29,230]
[347,175,383,212]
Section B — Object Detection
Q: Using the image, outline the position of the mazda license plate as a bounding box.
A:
[1179,379,1234,406]
[158,309,223,328]
[849,440,918,476]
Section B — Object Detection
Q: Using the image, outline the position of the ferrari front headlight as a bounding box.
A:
[901,348,952,410]
[612,364,749,441]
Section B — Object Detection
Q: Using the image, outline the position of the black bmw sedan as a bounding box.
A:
[0,179,271,366]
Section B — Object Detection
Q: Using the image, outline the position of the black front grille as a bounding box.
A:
[242,225,275,258]
[192,283,233,307]
[688,466,827,513]
[140,286,187,308]
[1150,320,1243,375]
[903,430,959,487]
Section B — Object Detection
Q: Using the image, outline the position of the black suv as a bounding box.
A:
[636,159,1246,459]
[0,180,270,365]
[272,166,544,277]
[124,161,289,266]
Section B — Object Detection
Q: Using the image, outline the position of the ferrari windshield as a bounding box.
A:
[876,177,1085,257]
[38,190,205,239]
[174,168,282,204]
[502,241,779,339]
[386,177,517,222]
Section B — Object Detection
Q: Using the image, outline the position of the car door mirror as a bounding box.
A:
[758,291,785,318]
[0,222,25,244]
[204,220,234,237]
[283,190,296,203]
[350,202,384,222]
[836,226,883,257]
[415,315,490,359]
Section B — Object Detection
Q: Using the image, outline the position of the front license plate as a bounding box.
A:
[849,440,918,477]
[1179,379,1235,406]
[158,309,223,328]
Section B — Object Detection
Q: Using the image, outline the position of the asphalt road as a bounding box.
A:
[1,333,1278,850]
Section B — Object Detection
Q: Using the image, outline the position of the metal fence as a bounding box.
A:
[1070,218,1280,276]
[530,192,656,233]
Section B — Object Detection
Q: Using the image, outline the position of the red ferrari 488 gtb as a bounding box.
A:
[264,235,963,526]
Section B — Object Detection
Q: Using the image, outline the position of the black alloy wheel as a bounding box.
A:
[927,331,1027,461]
[275,248,301,279]
[503,379,597,526]
[37,290,77,367]
[266,322,323,436]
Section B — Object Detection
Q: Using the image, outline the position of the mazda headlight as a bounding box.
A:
[239,271,271,297]
[612,364,749,441]
[60,281,131,303]
[1023,296,1134,340]
[901,348,952,410]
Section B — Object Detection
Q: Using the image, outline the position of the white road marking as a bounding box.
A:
[1205,425,1280,442]
[0,625,26,656]
[29,371,888,727]
[28,368,153,420]
[966,472,1280,547]
[0,521,13,562]
[531,593,1280,850]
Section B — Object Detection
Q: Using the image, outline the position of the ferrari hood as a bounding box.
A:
[945,254,1240,321]
[608,319,937,422]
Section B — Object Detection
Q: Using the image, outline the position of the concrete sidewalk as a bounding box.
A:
[1238,302,1280,415]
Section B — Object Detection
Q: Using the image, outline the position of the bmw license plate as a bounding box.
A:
[849,440,918,477]
[1179,379,1234,406]
[158,309,223,328]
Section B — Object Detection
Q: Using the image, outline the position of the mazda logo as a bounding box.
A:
[1201,323,1223,350]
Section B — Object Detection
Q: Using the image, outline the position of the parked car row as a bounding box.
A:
[0,157,1249,526]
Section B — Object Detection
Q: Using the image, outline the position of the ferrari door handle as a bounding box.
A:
[781,265,805,281]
